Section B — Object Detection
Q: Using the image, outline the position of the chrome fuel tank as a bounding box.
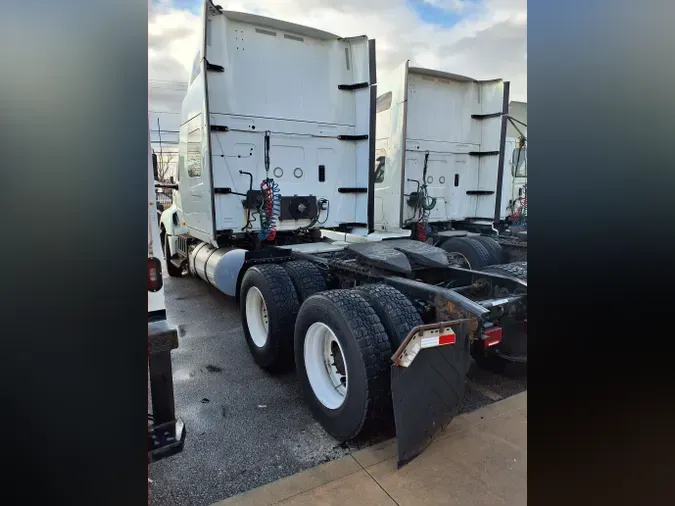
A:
[189,242,247,297]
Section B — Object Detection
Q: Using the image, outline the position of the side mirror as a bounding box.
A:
[152,153,159,180]
[170,176,175,184]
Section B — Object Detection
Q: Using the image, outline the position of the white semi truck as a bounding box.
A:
[373,62,527,271]
[161,1,527,465]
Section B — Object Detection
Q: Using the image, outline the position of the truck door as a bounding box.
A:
[178,116,214,244]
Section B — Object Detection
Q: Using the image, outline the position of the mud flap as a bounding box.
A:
[390,321,472,468]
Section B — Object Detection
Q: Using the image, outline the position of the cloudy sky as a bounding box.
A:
[149,0,526,115]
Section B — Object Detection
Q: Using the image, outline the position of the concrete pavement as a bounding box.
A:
[212,391,527,506]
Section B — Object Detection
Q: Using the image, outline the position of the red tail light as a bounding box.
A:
[148,257,163,292]
[483,326,503,347]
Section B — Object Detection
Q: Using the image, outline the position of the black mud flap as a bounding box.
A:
[390,321,472,468]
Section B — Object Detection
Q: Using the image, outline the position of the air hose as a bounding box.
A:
[511,183,527,225]
[258,178,280,241]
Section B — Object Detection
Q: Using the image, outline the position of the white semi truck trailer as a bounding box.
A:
[161,1,527,466]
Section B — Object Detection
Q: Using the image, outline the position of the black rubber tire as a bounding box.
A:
[164,234,184,277]
[282,260,327,303]
[357,284,423,349]
[481,262,527,281]
[439,237,492,270]
[294,290,393,440]
[240,264,300,372]
[473,236,504,265]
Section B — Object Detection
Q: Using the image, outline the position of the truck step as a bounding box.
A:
[170,257,186,269]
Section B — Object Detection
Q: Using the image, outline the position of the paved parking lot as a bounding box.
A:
[149,273,527,506]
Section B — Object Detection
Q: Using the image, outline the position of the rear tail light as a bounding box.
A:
[148,257,163,292]
[482,326,503,347]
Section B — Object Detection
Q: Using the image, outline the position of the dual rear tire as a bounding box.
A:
[239,264,424,441]
[439,236,503,269]
[481,261,527,281]
[239,260,327,372]
[294,290,395,439]
[240,264,301,372]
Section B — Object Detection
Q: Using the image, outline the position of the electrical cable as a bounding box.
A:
[317,198,330,225]
[258,131,280,241]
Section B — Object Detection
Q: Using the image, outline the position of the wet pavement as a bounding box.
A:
[149,272,527,506]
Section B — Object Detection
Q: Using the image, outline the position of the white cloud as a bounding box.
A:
[148,0,526,114]
[148,2,199,114]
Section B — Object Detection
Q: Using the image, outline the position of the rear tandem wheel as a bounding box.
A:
[357,284,423,349]
[294,290,393,440]
[472,236,504,265]
[240,264,300,372]
[282,260,327,302]
[439,237,493,269]
[481,261,527,281]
